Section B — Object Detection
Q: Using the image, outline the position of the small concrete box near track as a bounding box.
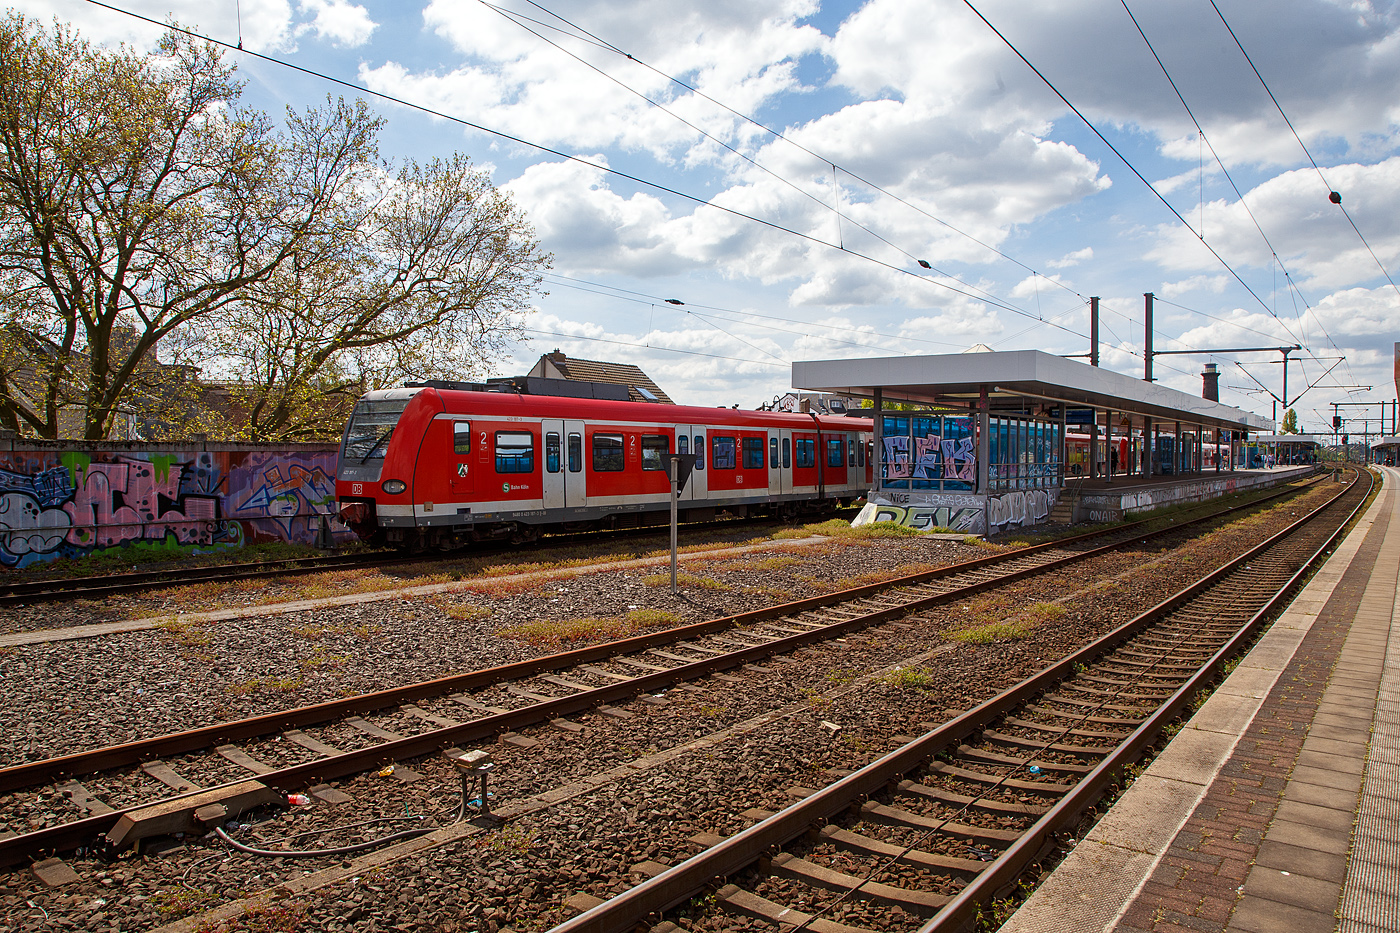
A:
[105,780,282,852]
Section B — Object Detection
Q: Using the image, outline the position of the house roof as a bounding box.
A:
[528,351,674,404]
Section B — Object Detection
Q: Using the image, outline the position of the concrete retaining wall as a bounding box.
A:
[0,439,352,569]
[1073,466,1318,523]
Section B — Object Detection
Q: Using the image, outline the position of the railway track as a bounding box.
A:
[0,476,1325,870]
[0,510,862,607]
[544,468,1372,933]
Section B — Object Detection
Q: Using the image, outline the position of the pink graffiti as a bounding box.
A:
[942,435,976,480]
[64,459,216,549]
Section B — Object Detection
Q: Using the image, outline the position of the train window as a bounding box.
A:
[743,437,765,469]
[453,421,471,455]
[694,436,704,469]
[545,432,561,473]
[495,432,535,473]
[794,437,814,468]
[342,397,411,462]
[567,433,582,472]
[858,440,867,468]
[849,438,857,466]
[678,435,689,455]
[769,437,779,469]
[826,437,844,467]
[593,433,625,472]
[641,434,669,470]
[712,436,736,469]
[782,437,791,469]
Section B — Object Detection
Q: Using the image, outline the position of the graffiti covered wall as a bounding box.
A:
[0,442,350,568]
[851,487,1060,536]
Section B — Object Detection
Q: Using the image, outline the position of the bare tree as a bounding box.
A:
[0,15,382,438]
[205,151,548,442]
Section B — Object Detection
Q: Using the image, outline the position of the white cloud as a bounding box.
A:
[1046,248,1093,269]
[414,0,827,162]
[1148,157,1400,291]
[296,0,375,48]
[503,159,692,277]
[7,0,295,51]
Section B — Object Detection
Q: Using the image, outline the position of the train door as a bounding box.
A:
[677,425,708,500]
[771,428,792,496]
[446,419,473,502]
[541,419,586,510]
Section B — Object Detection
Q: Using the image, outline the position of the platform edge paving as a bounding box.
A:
[1000,469,1392,933]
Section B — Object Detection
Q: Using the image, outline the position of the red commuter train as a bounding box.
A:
[335,379,874,549]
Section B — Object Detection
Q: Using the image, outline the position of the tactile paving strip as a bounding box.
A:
[1338,482,1400,933]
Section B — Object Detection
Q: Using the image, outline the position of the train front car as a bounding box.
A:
[336,380,877,551]
[335,386,438,546]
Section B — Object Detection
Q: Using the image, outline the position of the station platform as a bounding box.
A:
[1060,465,1318,523]
[1001,464,1398,933]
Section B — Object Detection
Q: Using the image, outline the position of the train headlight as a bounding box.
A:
[381,479,407,494]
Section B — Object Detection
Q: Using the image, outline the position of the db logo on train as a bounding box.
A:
[352,483,363,495]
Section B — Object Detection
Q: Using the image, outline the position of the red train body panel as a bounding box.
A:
[335,385,874,548]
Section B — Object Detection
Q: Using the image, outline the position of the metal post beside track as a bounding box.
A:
[664,454,697,596]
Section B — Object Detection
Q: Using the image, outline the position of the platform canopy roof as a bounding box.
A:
[792,349,1274,433]
[1375,436,1400,448]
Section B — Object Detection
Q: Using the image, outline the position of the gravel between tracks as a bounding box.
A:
[0,479,1342,933]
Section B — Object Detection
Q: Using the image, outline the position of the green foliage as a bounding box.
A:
[1281,408,1299,434]
[498,608,682,648]
[880,665,936,689]
[0,14,547,441]
[778,518,921,539]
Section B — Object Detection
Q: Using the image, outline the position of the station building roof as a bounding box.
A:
[792,349,1274,433]
[1376,436,1400,448]
[1254,434,1324,446]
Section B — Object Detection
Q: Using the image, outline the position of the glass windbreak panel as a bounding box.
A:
[881,415,909,483]
[567,433,582,472]
[592,433,624,472]
[911,415,942,489]
[693,435,704,469]
[769,437,779,469]
[943,417,975,488]
[826,437,844,467]
[545,432,561,473]
[712,436,735,469]
[782,437,791,469]
[641,434,669,471]
[342,397,412,462]
[742,437,765,469]
[452,421,472,455]
[495,431,534,474]
[795,437,816,468]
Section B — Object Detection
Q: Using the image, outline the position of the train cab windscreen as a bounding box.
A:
[342,398,412,465]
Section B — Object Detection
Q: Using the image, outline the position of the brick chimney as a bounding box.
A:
[1202,362,1220,402]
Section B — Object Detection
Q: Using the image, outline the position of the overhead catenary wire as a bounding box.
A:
[541,272,968,353]
[508,0,1094,307]
[76,0,1357,417]
[1120,0,1353,384]
[523,328,787,368]
[1208,0,1400,304]
[76,0,1096,348]
[494,0,1311,406]
[959,0,1299,334]
[474,0,1058,330]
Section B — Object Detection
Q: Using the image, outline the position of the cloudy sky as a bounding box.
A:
[19,0,1400,433]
